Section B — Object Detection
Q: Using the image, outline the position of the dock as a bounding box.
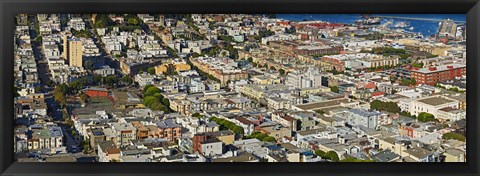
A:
[374,15,465,24]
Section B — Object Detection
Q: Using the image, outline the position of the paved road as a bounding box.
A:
[28,15,82,154]
[84,19,120,70]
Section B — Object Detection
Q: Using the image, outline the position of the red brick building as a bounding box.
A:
[410,64,466,86]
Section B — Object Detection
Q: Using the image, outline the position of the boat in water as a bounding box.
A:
[355,16,381,25]
[393,21,410,28]
[409,26,414,30]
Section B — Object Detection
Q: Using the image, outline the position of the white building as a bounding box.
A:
[285,67,323,89]
[67,17,86,31]
[436,107,466,122]
[200,139,223,157]
[94,66,116,77]
[399,95,459,117]
[135,73,154,87]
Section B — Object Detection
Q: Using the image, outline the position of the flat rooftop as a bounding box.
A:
[417,96,455,106]
[294,98,351,111]
[411,63,466,74]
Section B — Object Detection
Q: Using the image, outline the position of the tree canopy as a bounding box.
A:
[417,112,435,122]
[400,78,416,86]
[370,100,400,113]
[144,86,161,97]
[244,131,275,142]
[330,86,339,93]
[442,132,466,142]
[210,116,245,137]
[315,150,339,162]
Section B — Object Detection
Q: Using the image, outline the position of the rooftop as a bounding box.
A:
[417,96,455,106]
[294,98,351,111]
[211,153,258,162]
[445,148,464,157]
[411,63,465,74]
[405,147,434,159]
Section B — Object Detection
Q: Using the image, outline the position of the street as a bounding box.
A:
[28,15,82,154]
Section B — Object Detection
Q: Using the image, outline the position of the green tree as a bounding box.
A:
[315,109,325,114]
[326,151,339,162]
[92,75,102,85]
[232,126,245,136]
[147,67,156,75]
[400,111,416,119]
[192,113,201,118]
[143,84,154,92]
[259,28,275,37]
[162,98,170,107]
[369,100,400,113]
[143,96,160,107]
[144,86,161,97]
[442,132,466,142]
[94,14,114,28]
[121,75,133,85]
[247,57,253,63]
[400,78,416,86]
[330,86,339,93]
[278,69,285,75]
[84,60,94,70]
[35,86,42,93]
[191,52,200,58]
[411,62,424,68]
[149,101,164,111]
[263,136,276,142]
[127,18,139,25]
[417,112,435,122]
[59,83,69,94]
[34,36,42,43]
[53,86,66,106]
[315,150,326,157]
[72,29,92,38]
[153,93,164,100]
[82,140,91,153]
[104,75,119,86]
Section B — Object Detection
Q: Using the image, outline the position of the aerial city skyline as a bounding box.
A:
[14,14,466,162]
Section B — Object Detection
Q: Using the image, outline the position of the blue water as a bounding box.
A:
[277,14,466,37]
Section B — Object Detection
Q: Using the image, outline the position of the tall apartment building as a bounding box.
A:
[285,67,323,89]
[63,36,83,67]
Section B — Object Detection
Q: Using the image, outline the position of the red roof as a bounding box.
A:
[364,82,376,89]
[371,91,385,97]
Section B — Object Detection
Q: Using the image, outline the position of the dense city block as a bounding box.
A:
[14,14,466,162]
